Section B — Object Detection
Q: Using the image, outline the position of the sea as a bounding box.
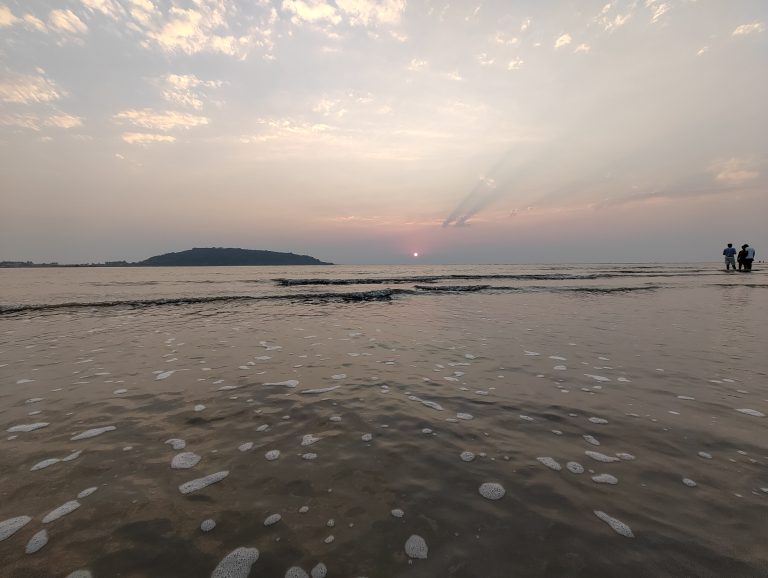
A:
[1,264,766,578]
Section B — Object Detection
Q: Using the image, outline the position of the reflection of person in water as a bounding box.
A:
[743,244,756,272]
[723,243,737,271]
[737,245,747,271]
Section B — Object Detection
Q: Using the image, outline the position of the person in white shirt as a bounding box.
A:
[743,244,756,272]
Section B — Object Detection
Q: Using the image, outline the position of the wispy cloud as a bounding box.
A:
[282,0,341,26]
[46,113,83,129]
[574,43,590,53]
[113,109,209,131]
[732,22,765,36]
[0,4,17,27]
[646,1,670,24]
[48,9,88,35]
[122,132,176,144]
[0,70,62,104]
[407,58,428,72]
[554,33,572,49]
[336,0,406,27]
[595,3,633,33]
[160,74,222,110]
[0,111,82,130]
[507,57,524,70]
[710,157,759,184]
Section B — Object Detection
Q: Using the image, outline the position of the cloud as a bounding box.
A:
[520,17,531,32]
[161,74,222,110]
[335,0,406,26]
[0,113,42,130]
[646,1,669,24]
[0,5,18,27]
[23,14,47,32]
[407,58,428,71]
[477,53,495,66]
[507,57,524,70]
[122,132,176,144]
[48,9,88,35]
[0,71,62,104]
[574,43,590,53]
[493,32,519,45]
[554,33,572,49]
[113,109,209,130]
[240,118,335,143]
[710,158,759,184]
[595,3,633,32]
[46,114,83,129]
[733,22,765,36]
[80,0,123,20]
[696,46,708,56]
[0,111,83,130]
[282,0,341,25]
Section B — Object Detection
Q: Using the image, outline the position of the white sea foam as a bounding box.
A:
[583,435,600,446]
[592,473,618,484]
[736,408,765,417]
[409,396,444,411]
[299,506,309,513]
[456,413,474,420]
[584,374,611,382]
[404,534,428,559]
[263,513,281,526]
[421,428,433,434]
[311,562,327,578]
[478,482,505,500]
[361,433,373,442]
[31,458,60,471]
[194,404,206,412]
[256,425,269,432]
[460,451,476,462]
[7,423,49,433]
[25,529,48,554]
[519,415,534,422]
[391,508,404,518]
[71,426,115,440]
[285,567,309,578]
[331,374,347,379]
[211,547,260,578]
[329,416,342,422]
[677,395,695,400]
[698,451,712,459]
[178,471,229,494]
[265,450,280,461]
[566,461,584,474]
[171,452,201,469]
[77,487,98,499]
[588,417,608,424]
[25,398,44,404]
[594,510,634,537]
[201,519,216,532]
[682,478,697,487]
[166,438,186,450]
[301,434,320,446]
[0,516,31,541]
[585,451,620,463]
[302,453,318,460]
[537,457,562,471]
[301,386,340,394]
[616,453,636,461]
[43,500,80,523]
[265,380,299,388]
[238,442,254,452]
[65,571,92,578]
[155,370,175,380]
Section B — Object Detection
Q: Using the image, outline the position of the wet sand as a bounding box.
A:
[1,279,767,577]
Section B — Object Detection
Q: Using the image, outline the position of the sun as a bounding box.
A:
[413,252,419,257]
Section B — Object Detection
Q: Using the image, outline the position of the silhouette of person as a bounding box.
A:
[743,244,756,272]
[737,245,747,271]
[723,243,737,271]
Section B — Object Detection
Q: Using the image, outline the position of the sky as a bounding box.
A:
[0,0,766,264]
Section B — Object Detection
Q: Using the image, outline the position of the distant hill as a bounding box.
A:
[139,247,332,266]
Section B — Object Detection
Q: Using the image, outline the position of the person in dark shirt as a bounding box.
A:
[737,245,747,271]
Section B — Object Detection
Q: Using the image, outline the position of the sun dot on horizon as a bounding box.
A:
[413,252,419,257]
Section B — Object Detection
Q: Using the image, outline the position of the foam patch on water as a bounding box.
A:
[238,442,254,452]
[682,478,697,487]
[519,415,534,422]
[588,417,609,424]
[43,500,80,523]
[172,452,201,469]
[201,519,216,532]
[31,458,60,471]
[265,450,280,461]
[616,453,636,461]
[7,423,49,433]
[736,408,765,417]
[166,438,186,450]
[155,370,175,380]
[211,547,260,578]
[391,508,404,518]
[25,398,44,404]
[329,416,342,422]
[698,451,712,459]
[592,473,618,484]
[361,433,373,442]
[194,404,206,412]
[583,435,600,446]
[178,471,229,494]
[0,516,31,541]
[584,374,611,382]
[404,534,428,559]
[25,529,48,554]
[71,426,115,440]
[285,568,309,578]
[537,457,562,471]
[478,482,505,500]
[460,451,476,462]
[65,572,92,578]
[77,487,98,499]
[264,513,281,526]
[566,461,584,474]
[409,396,444,411]
[421,428,433,434]
[302,453,317,460]
[265,380,299,388]
[586,451,620,463]
[301,386,340,394]
[311,563,327,578]
[594,511,634,537]
[301,434,320,446]
[456,413,474,420]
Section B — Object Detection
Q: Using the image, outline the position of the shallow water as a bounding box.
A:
[1,264,767,577]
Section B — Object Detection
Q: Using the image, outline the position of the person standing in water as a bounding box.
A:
[723,243,737,271]
[737,245,748,271]
[743,244,756,271]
